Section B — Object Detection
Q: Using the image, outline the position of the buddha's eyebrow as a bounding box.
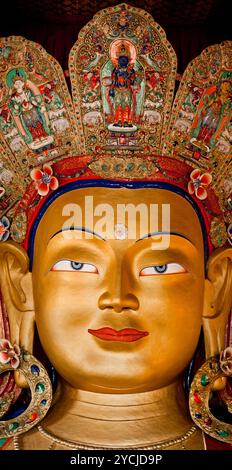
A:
[136,231,194,245]
[48,227,106,242]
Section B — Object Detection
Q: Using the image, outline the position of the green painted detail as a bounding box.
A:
[8,422,19,431]
[217,430,229,438]
[35,383,45,393]
[0,438,7,448]
[200,374,209,386]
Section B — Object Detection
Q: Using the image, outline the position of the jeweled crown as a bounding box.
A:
[0,3,231,248]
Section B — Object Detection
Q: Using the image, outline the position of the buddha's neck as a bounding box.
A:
[43,379,193,447]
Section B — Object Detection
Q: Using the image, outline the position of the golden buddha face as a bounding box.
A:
[32,187,205,393]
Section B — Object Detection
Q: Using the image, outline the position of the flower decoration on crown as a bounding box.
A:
[30,164,59,197]
[188,169,212,201]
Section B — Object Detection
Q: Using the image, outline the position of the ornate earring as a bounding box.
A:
[0,338,52,438]
[189,347,232,443]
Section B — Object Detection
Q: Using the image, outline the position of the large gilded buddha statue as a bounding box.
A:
[0,4,231,451]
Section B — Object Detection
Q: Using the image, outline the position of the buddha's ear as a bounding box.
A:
[0,241,35,386]
[203,247,232,358]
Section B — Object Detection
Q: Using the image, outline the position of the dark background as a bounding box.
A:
[0,0,231,74]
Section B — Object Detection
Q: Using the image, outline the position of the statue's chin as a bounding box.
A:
[57,370,180,394]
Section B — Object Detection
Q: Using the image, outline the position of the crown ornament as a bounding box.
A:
[0,3,231,250]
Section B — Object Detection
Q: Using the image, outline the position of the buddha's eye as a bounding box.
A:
[140,263,186,276]
[51,260,98,273]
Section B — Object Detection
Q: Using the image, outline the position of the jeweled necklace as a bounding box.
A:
[13,424,197,450]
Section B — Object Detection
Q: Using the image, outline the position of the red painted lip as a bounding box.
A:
[88,327,149,342]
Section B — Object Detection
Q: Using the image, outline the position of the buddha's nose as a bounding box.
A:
[98,291,139,313]
[98,254,139,313]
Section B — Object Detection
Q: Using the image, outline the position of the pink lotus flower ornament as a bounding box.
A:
[30,164,59,197]
[188,169,212,200]
[220,347,232,376]
[0,339,20,369]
